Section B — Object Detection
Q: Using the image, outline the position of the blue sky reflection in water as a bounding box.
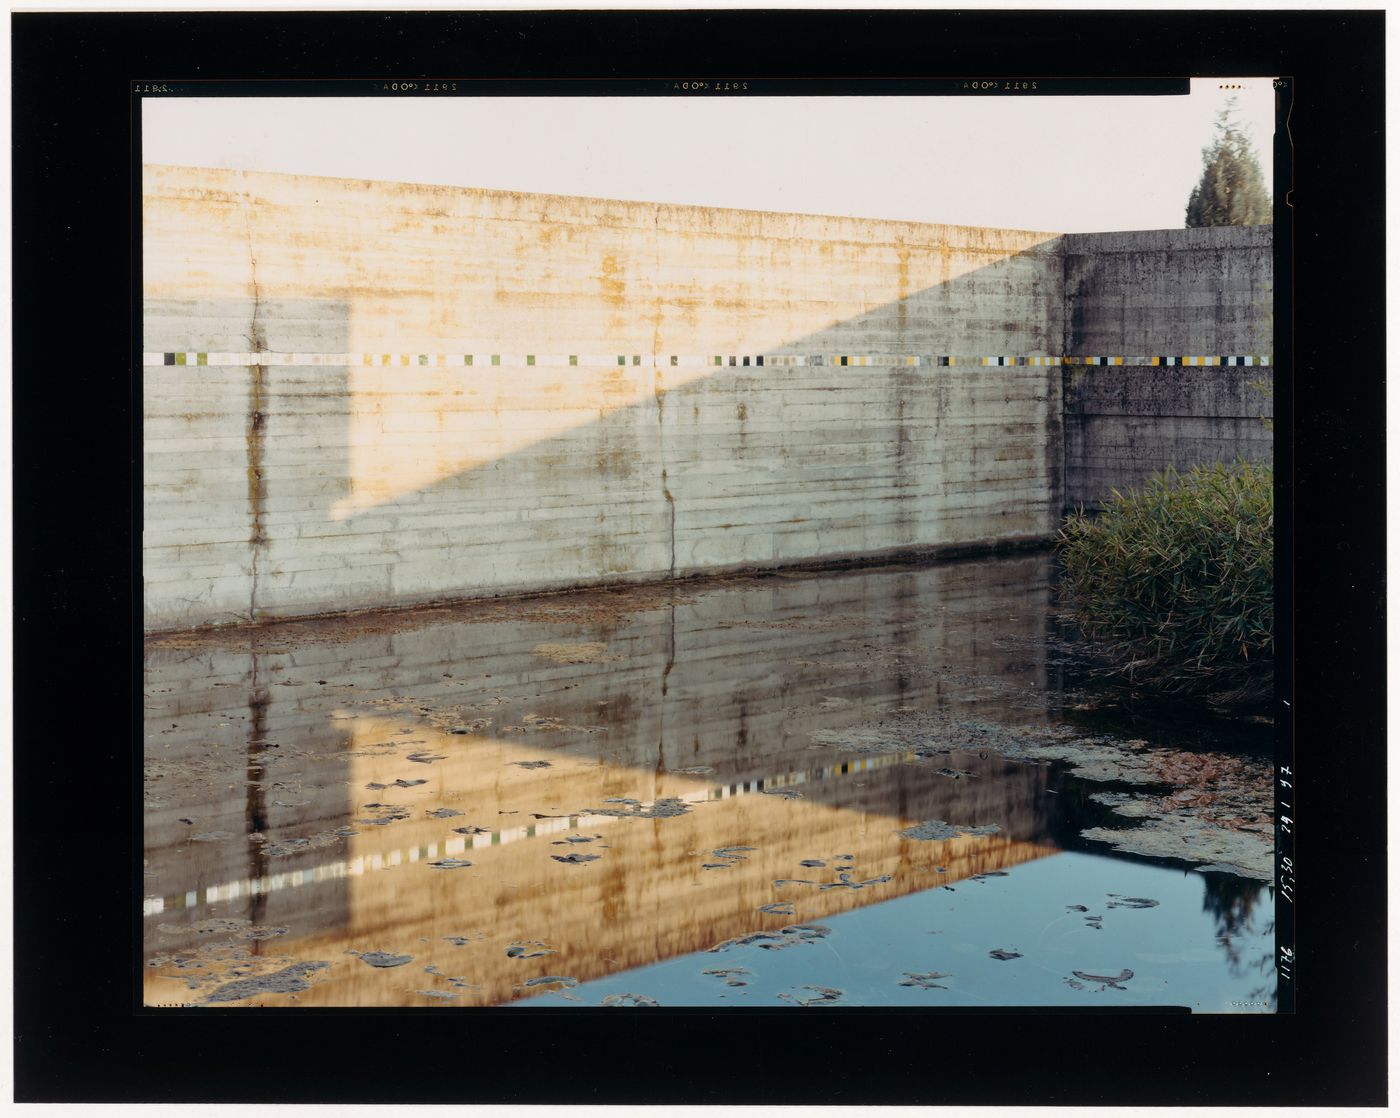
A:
[520,852,1275,1011]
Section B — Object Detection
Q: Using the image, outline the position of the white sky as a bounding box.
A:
[144,78,1276,234]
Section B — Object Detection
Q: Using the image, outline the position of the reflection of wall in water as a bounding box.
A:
[144,648,353,955]
[146,712,1058,1007]
[145,557,1056,963]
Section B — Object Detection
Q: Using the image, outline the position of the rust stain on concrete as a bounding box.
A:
[599,254,626,307]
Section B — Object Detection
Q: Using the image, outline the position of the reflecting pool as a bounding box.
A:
[143,553,1274,1010]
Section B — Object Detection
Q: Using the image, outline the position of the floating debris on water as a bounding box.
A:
[590,797,690,819]
[519,975,578,990]
[201,961,328,1003]
[899,820,1002,841]
[601,992,659,1006]
[356,806,411,826]
[703,967,753,987]
[899,971,952,989]
[989,949,1023,961]
[1106,895,1160,909]
[1071,969,1134,990]
[820,872,892,891]
[779,985,843,1006]
[506,942,555,959]
[709,924,831,953]
[426,859,473,869]
[423,965,478,989]
[551,852,600,865]
[353,951,413,968]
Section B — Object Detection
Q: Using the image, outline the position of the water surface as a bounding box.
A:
[143,554,1274,1010]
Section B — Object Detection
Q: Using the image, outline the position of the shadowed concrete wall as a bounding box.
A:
[1061,227,1273,510]
[144,165,1064,630]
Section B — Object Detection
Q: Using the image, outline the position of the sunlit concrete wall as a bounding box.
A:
[143,165,1065,630]
[1061,227,1273,509]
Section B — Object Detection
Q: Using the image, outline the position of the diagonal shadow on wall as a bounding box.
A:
[231,248,1067,624]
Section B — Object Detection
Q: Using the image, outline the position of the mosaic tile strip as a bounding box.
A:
[1063,355,1270,367]
[144,351,1272,369]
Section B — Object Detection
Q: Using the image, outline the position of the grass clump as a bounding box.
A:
[1057,460,1273,709]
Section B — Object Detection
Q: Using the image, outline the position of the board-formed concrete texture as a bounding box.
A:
[1061,227,1274,509]
[143,165,1271,630]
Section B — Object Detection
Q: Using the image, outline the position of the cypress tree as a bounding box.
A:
[1185,99,1271,227]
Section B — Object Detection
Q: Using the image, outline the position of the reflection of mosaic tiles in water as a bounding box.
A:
[143,748,948,917]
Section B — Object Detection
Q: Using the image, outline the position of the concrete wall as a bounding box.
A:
[1061,227,1273,509]
[143,166,1271,630]
[144,165,1065,630]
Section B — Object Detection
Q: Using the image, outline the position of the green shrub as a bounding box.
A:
[1057,460,1273,708]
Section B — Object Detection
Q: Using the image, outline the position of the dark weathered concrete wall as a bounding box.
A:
[1061,226,1273,509]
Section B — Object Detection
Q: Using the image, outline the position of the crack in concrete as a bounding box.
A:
[239,194,267,623]
[656,374,676,578]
